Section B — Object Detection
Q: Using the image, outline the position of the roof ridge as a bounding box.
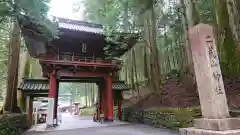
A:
[54,17,103,29]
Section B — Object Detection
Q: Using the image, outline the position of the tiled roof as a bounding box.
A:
[18,78,130,92]
[18,78,49,91]
[112,81,130,91]
[55,17,103,34]
[58,22,103,34]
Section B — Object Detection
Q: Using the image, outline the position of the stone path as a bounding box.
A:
[23,124,177,135]
[23,113,177,135]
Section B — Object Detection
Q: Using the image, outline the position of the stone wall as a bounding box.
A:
[115,107,202,130]
[116,107,240,130]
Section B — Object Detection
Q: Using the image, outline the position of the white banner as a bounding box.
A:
[46,98,55,126]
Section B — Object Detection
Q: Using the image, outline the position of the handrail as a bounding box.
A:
[55,55,123,65]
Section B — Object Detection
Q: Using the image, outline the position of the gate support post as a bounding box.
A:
[47,70,56,127]
[27,96,33,126]
[104,75,113,122]
[54,80,59,126]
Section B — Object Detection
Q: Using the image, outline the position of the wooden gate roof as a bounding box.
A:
[19,16,139,59]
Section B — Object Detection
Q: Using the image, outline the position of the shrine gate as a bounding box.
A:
[18,17,138,126]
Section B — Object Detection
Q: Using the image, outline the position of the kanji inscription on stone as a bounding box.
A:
[213,72,221,81]
[212,71,224,94]
[206,39,224,95]
[206,40,218,67]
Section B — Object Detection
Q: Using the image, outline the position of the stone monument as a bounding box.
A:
[179,24,240,135]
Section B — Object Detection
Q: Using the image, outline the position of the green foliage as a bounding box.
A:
[196,0,215,24]
[119,107,201,130]
[0,0,58,101]
[83,0,122,33]
[80,107,95,116]
[131,0,156,14]
[59,83,86,96]
[0,20,10,97]
[0,114,28,135]
[0,0,58,39]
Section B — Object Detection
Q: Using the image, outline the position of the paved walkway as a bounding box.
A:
[24,124,177,135]
[23,113,177,135]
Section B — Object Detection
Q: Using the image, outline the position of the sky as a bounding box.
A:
[49,0,84,20]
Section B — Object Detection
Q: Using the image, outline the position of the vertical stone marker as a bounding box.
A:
[189,23,229,119]
[179,23,240,135]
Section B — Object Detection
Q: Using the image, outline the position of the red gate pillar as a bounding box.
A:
[105,75,113,122]
[117,92,122,120]
[48,70,57,125]
[49,71,57,98]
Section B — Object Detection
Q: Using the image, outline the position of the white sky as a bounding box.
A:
[49,0,84,20]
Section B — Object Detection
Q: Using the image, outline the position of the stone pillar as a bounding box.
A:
[180,23,240,135]
[104,75,113,122]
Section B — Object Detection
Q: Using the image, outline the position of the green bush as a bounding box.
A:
[0,114,28,135]
[119,107,202,130]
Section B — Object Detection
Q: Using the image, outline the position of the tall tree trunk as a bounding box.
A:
[215,0,237,76]
[132,49,141,106]
[130,51,135,97]
[91,84,95,104]
[143,45,149,84]
[226,0,240,51]
[184,0,200,27]
[151,5,161,92]
[143,5,161,92]
[124,59,128,83]
[17,51,29,111]
[181,0,200,75]
[123,1,128,32]
[3,21,21,113]
[88,84,92,106]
